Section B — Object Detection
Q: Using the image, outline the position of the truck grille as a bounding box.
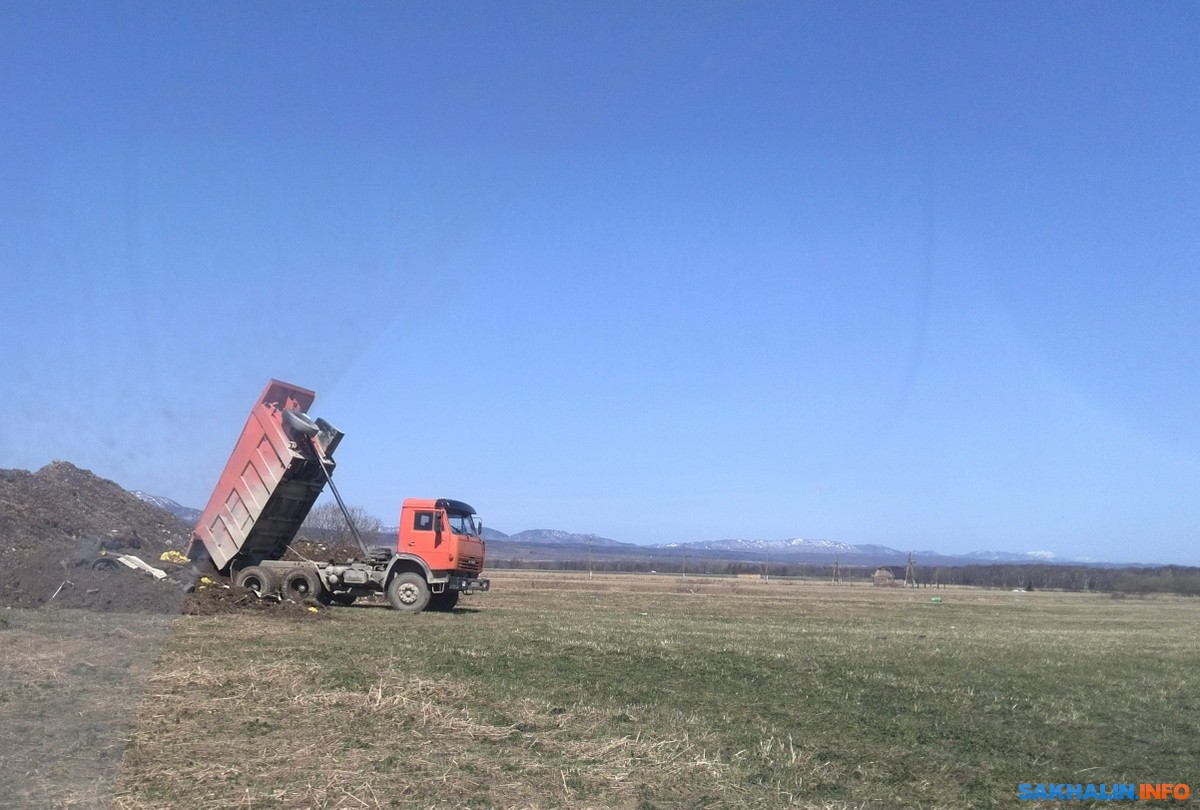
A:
[458,556,482,572]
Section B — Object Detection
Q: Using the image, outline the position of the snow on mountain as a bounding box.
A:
[963,549,1062,562]
[661,537,891,556]
[131,491,202,525]
[657,535,907,561]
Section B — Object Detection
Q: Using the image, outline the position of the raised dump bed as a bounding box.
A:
[186,380,342,572]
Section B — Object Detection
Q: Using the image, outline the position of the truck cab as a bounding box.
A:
[397,498,486,578]
[380,498,488,611]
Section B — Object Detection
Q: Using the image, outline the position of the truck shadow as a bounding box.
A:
[335,603,482,614]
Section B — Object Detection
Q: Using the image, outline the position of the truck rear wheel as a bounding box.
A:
[387,572,430,612]
[235,566,277,595]
[282,568,323,602]
[428,590,459,611]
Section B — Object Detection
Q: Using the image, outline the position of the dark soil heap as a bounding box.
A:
[0,461,324,617]
[0,461,192,612]
[0,461,188,558]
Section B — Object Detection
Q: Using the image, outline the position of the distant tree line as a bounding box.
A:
[925,563,1200,595]
[488,557,1200,596]
[299,502,385,547]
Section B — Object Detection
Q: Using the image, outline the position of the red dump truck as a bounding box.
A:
[185,380,489,611]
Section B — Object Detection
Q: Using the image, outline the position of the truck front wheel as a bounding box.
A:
[387,572,430,612]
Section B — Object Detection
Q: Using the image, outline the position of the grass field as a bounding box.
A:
[7,572,1199,809]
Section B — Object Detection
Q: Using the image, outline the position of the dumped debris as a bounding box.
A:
[92,552,170,579]
[0,461,325,617]
[183,578,330,618]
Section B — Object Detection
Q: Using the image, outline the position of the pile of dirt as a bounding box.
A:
[0,461,189,559]
[0,462,192,613]
[183,579,330,619]
[0,461,325,617]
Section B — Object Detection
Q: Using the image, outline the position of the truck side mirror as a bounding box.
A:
[434,510,444,545]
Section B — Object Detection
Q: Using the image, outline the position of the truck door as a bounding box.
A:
[405,508,435,552]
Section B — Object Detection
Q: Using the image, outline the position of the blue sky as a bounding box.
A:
[2,2,1198,564]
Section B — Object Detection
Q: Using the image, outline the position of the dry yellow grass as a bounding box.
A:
[0,610,177,809]
[5,572,1197,809]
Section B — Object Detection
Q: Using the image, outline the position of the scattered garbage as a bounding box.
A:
[93,552,169,580]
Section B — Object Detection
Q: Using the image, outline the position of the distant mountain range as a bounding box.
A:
[477,528,1104,567]
[488,528,629,547]
[134,493,1125,567]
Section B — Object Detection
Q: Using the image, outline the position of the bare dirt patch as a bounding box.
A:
[0,610,178,810]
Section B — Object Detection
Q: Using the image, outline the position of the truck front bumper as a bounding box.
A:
[449,576,490,593]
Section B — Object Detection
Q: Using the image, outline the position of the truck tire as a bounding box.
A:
[387,572,430,612]
[234,566,278,595]
[428,590,459,612]
[282,568,323,602]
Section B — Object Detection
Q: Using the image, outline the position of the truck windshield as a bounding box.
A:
[447,513,479,536]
